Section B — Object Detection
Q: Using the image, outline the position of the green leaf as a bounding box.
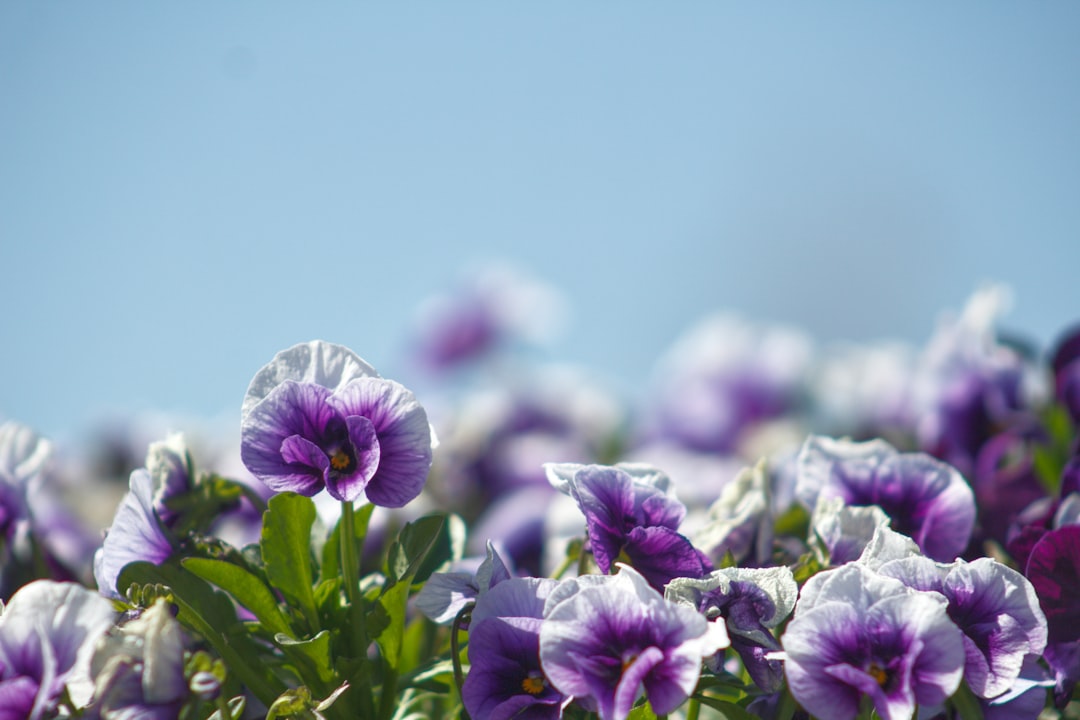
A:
[168,475,255,538]
[266,687,316,720]
[372,511,448,711]
[182,557,293,638]
[692,696,758,719]
[262,493,319,629]
[206,697,246,720]
[276,630,337,687]
[411,512,466,585]
[772,503,810,538]
[385,513,447,586]
[626,701,657,720]
[400,657,455,693]
[948,681,986,720]
[371,581,410,670]
[118,561,286,707]
[790,551,823,585]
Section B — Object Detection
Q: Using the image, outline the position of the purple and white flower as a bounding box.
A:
[783,563,965,720]
[241,341,435,506]
[539,565,728,720]
[666,566,796,692]
[462,576,566,720]
[796,435,976,562]
[0,422,98,590]
[877,555,1047,700]
[83,598,190,719]
[0,580,116,720]
[93,435,191,599]
[546,462,709,589]
[641,313,813,455]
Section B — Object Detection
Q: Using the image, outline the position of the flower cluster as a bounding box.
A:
[1,279,1078,720]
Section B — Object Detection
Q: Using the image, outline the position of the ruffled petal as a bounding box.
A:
[323,416,380,502]
[241,381,336,495]
[241,340,379,419]
[329,378,433,508]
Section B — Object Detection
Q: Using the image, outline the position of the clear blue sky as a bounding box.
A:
[3,2,1079,443]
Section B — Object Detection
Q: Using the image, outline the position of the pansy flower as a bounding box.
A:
[241,340,435,506]
[462,576,565,720]
[539,565,728,720]
[1050,323,1080,424]
[93,435,192,599]
[796,435,975,562]
[641,313,813,454]
[409,264,566,373]
[545,462,709,589]
[692,459,775,568]
[1022,524,1080,701]
[666,566,797,692]
[0,580,117,719]
[912,286,1036,479]
[0,422,98,591]
[877,555,1047,700]
[84,598,189,719]
[783,563,965,720]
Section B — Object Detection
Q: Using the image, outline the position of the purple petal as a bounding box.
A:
[611,646,663,720]
[279,435,330,484]
[783,602,864,720]
[1025,525,1080,644]
[93,469,175,599]
[0,676,37,720]
[941,558,1047,698]
[323,415,381,502]
[328,378,433,507]
[568,466,634,573]
[471,578,556,627]
[463,617,564,720]
[241,381,337,495]
[624,526,708,589]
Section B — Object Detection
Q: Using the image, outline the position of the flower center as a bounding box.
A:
[329,448,353,472]
[521,673,546,695]
[868,663,889,687]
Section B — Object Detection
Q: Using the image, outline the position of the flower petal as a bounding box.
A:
[323,415,380,502]
[329,378,434,508]
[241,381,336,496]
[241,340,379,419]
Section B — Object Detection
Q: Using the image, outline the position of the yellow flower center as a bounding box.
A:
[521,675,545,695]
[330,450,351,471]
[868,663,888,687]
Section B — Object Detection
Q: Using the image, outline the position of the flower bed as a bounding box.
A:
[1,286,1078,720]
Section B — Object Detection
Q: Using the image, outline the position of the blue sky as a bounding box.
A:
[2,3,1079,443]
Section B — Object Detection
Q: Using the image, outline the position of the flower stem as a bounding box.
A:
[340,500,375,719]
[685,697,701,720]
[551,551,576,580]
[451,604,473,720]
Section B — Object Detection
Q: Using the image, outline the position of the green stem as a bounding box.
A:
[340,501,361,616]
[451,605,473,720]
[214,694,232,720]
[550,551,576,580]
[340,500,376,719]
[378,666,399,720]
[685,697,700,720]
